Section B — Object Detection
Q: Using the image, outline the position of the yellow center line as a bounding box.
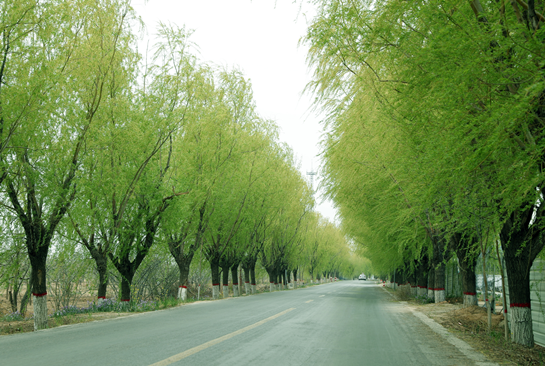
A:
[150,308,296,366]
[305,300,314,303]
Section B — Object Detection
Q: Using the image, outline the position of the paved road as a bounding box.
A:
[0,281,496,365]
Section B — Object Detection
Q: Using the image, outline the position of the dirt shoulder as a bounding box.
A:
[398,293,545,365]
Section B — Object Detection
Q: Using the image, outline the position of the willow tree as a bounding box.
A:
[260,156,313,291]
[2,0,135,330]
[307,0,545,347]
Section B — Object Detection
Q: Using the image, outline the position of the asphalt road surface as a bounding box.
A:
[0,281,498,365]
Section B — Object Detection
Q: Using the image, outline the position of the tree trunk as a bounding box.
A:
[243,266,250,295]
[432,235,447,303]
[89,249,109,303]
[266,267,276,292]
[460,255,478,307]
[19,279,32,318]
[222,264,230,298]
[250,265,256,294]
[451,233,478,307]
[417,257,429,297]
[434,262,446,303]
[408,269,417,297]
[293,268,298,289]
[174,252,193,301]
[29,245,48,330]
[428,267,435,301]
[231,265,239,297]
[500,206,545,348]
[210,256,220,299]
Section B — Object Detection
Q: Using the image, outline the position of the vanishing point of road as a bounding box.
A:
[0,281,499,365]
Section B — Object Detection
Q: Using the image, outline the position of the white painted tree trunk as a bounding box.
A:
[463,294,477,307]
[244,282,250,295]
[510,306,533,347]
[223,285,229,298]
[212,285,219,299]
[98,297,106,306]
[233,284,239,297]
[33,294,48,331]
[294,281,298,289]
[251,284,256,294]
[411,286,417,297]
[417,286,427,297]
[269,282,275,292]
[428,288,434,300]
[434,289,445,303]
[181,286,187,301]
[276,283,281,291]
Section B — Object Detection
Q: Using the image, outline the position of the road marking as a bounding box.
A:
[305,300,313,303]
[319,295,325,297]
[150,308,296,366]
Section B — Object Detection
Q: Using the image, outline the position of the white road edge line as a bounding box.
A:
[149,307,296,366]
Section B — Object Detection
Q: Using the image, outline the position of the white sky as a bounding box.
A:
[131,0,338,223]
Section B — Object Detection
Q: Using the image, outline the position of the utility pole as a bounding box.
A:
[306,169,317,194]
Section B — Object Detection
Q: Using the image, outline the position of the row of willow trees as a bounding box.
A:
[305,0,545,348]
[0,0,365,331]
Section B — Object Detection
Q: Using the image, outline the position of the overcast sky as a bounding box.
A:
[131,0,338,222]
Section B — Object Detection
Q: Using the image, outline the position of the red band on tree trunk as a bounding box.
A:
[32,292,47,297]
[98,296,106,299]
[411,286,417,288]
[245,281,250,283]
[213,283,219,286]
[418,285,426,289]
[463,292,476,296]
[223,284,228,286]
[182,286,187,289]
[121,299,130,302]
[505,309,508,313]
[251,283,256,286]
[432,288,445,291]
[233,283,238,285]
[510,303,531,308]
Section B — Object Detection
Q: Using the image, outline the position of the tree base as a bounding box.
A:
[212,285,219,299]
[233,284,239,297]
[463,294,477,307]
[434,289,445,303]
[33,294,48,331]
[511,306,534,347]
[417,286,427,297]
[223,285,229,298]
[178,286,187,301]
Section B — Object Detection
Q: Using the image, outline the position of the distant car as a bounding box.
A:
[358,274,366,280]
